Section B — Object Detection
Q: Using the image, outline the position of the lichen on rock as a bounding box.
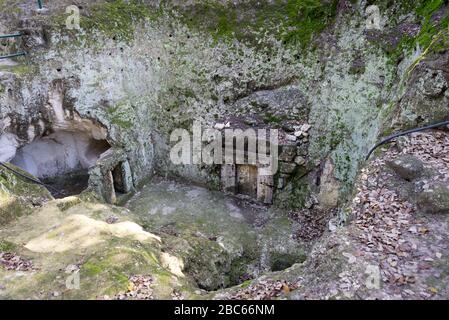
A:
[1,0,449,301]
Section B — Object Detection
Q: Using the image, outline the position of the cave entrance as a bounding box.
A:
[10,130,111,198]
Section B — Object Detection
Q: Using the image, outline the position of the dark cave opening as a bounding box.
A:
[42,170,90,199]
[112,162,126,195]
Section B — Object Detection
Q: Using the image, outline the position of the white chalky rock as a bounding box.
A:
[214,123,226,130]
[301,124,312,132]
[0,133,19,162]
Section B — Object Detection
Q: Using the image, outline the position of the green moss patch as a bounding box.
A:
[173,0,339,48]
[387,1,449,62]
[106,101,136,129]
[79,0,157,42]
[0,64,37,76]
[0,240,17,252]
[0,164,53,226]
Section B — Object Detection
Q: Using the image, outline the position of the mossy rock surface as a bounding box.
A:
[0,198,198,299]
[1,174,306,297]
[125,178,308,290]
[0,163,53,226]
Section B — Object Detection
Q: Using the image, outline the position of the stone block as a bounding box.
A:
[279,161,297,174]
[257,183,273,204]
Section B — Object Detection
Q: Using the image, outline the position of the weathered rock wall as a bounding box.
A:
[1,0,448,209]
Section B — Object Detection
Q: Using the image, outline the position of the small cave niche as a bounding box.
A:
[103,161,133,204]
[10,130,111,198]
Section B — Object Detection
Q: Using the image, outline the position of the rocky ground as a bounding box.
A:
[1,130,447,300]
[1,0,449,301]
[348,130,449,299]
[210,130,449,300]
[0,171,307,299]
[124,177,307,291]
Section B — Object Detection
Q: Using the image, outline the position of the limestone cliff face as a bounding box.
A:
[0,0,448,208]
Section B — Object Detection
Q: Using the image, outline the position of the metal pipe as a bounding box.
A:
[0,52,26,60]
[0,33,22,39]
[366,120,449,160]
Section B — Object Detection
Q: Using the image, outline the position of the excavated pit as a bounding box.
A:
[123,177,307,291]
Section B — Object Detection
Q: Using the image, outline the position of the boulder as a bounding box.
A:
[417,182,449,214]
[0,163,53,226]
[300,123,312,132]
[387,155,424,181]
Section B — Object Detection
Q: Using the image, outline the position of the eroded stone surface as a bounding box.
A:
[387,155,424,181]
[1,0,449,301]
[124,177,306,290]
[418,182,449,215]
